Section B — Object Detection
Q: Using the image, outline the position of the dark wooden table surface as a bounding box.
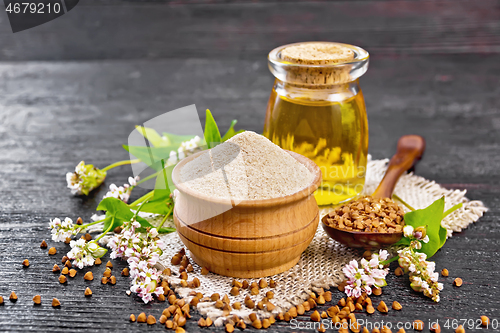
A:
[0,1,499,332]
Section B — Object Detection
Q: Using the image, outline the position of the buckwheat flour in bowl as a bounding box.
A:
[180,131,314,200]
[172,131,322,277]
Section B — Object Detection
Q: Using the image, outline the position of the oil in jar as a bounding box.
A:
[263,84,368,206]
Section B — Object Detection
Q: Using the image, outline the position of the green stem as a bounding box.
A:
[380,255,400,266]
[392,194,415,211]
[129,190,155,208]
[96,217,114,241]
[124,172,161,205]
[74,218,107,230]
[157,159,172,231]
[136,171,161,186]
[132,202,147,221]
[102,159,141,172]
[443,203,463,219]
[157,205,174,230]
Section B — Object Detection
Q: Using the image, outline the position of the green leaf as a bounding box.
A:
[135,126,167,147]
[134,215,156,229]
[139,189,172,215]
[161,133,199,146]
[221,119,244,142]
[204,109,222,149]
[100,216,115,232]
[403,197,446,258]
[158,227,176,233]
[133,215,175,234]
[394,237,411,247]
[97,197,135,223]
[97,197,150,231]
[123,145,179,171]
[439,225,447,248]
[136,164,175,215]
[97,195,174,234]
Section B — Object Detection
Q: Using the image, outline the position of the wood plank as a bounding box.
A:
[0,1,499,61]
[0,53,498,332]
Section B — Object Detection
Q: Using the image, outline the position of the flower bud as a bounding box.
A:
[403,225,414,238]
[66,161,107,196]
[413,226,427,240]
[87,241,108,258]
[410,281,421,292]
[410,277,423,292]
[149,228,159,238]
[411,240,422,249]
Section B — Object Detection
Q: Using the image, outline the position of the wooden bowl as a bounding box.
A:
[172,150,322,278]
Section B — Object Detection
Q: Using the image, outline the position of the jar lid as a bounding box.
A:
[268,42,369,86]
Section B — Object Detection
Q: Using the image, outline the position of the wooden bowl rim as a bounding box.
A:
[172,149,322,208]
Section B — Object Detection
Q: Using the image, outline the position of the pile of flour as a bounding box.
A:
[180,131,313,200]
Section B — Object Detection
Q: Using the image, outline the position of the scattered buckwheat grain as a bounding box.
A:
[137,312,146,323]
[147,315,156,325]
[413,320,424,331]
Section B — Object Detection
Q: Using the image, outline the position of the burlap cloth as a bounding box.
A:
[95,157,487,326]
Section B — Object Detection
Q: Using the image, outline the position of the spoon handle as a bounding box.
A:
[372,135,426,199]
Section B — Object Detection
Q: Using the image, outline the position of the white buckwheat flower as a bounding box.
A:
[49,217,80,242]
[342,250,389,298]
[107,221,167,304]
[67,239,107,269]
[103,176,139,203]
[67,239,94,269]
[398,225,443,302]
[403,225,414,238]
[169,136,203,166]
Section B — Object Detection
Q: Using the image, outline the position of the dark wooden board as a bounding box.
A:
[0,1,499,332]
[0,1,500,61]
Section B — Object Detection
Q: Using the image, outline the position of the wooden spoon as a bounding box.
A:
[321,135,426,249]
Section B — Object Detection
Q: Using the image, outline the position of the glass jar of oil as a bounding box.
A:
[264,42,369,206]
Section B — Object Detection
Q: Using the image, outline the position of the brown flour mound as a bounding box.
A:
[180,131,313,200]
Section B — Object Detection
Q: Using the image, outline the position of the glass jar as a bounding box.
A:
[263,42,369,206]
